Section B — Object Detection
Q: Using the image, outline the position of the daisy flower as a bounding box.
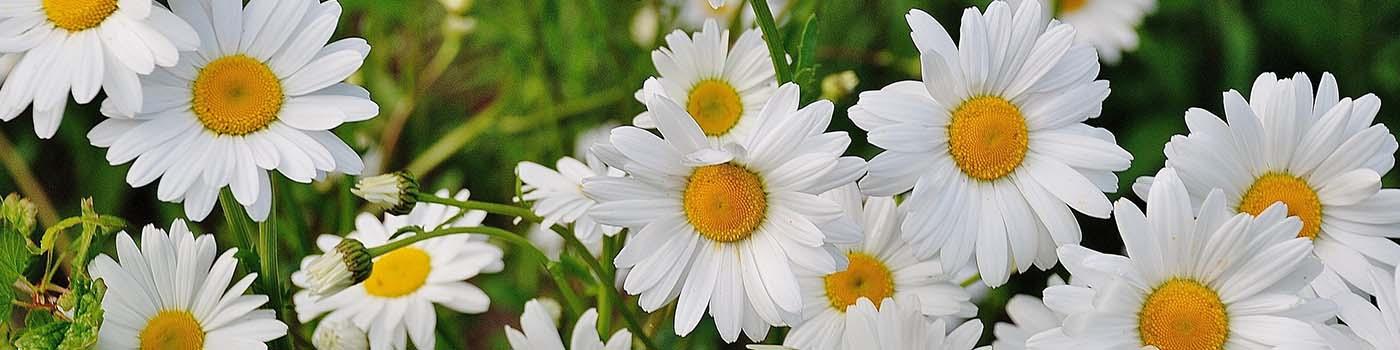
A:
[1134,72,1400,296]
[851,0,1129,286]
[90,220,287,349]
[784,184,977,350]
[0,0,198,138]
[1008,0,1156,64]
[585,83,866,342]
[839,297,982,350]
[313,319,369,350]
[670,0,790,30]
[991,276,1066,350]
[293,189,504,350]
[504,299,633,350]
[632,19,776,145]
[1034,168,1341,349]
[517,126,625,249]
[87,0,378,222]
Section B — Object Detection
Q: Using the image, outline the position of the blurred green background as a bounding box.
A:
[2,0,1399,348]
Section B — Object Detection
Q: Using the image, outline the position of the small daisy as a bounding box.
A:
[504,299,633,350]
[313,319,369,350]
[293,189,504,350]
[90,220,288,349]
[1034,168,1341,349]
[991,276,1067,350]
[842,297,983,350]
[851,0,1130,286]
[670,0,790,30]
[517,127,625,248]
[784,184,977,350]
[585,83,866,342]
[0,0,198,138]
[87,0,378,222]
[1134,72,1400,296]
[633,19,776,145]
[1008,0,1156,64]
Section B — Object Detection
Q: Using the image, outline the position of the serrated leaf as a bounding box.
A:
[25,310,56,328]
[13,322,67,350]
[57,278,103,350]
[0,216,34,323]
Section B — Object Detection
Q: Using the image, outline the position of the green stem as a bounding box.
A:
[371,226,585,318]
[413,192,661,350]
[750,0,792,84]
[960,273,982,288]
[218,191,291,350]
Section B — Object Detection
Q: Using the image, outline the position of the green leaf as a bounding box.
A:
[0,198,36,323]
[792,14,821,103]
[57,278,104,350]
[25,309,56,328]
[13,322,67,350]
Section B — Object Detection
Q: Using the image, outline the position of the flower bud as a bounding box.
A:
[302,239,372,298]
[352,171,418,215]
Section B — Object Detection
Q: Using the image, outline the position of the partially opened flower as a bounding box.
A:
[517,127,624,247]
[1008,0,1156,64]
[313,319,369,350]
[293,189,503,350]
[785,184,977,350]
[851,0,1129,286]
[670,0,791,29]
[504,299,632,350]
[0,0,198,138]
[1033,168,1342,349]
[586,83,866,342]
[1134,72,1400,296]
[91,220,288,349]
[88,0,378,222]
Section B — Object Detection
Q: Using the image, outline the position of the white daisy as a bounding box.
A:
[517,127,625,248]
[1133,72,1400,296]
[293,189,504,350]
[633,19,776,146]
[1008,0,1155,64]
[86,0,378,222]
[991,276,1066,350]
[840,297,983,350]
[90,220,288,349]
[851,0,1129,286]
[784,184,977,350]
[0,0,198,138]
[670,0,790,30]
[585,83,866,342]
[313,319,369,350]
[1033,168,1342,349]
[504,299,633,350]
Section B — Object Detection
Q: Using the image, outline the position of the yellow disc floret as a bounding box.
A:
[192,55,285,136]
[1238,173,1324,239]
[43,0,118,32]
[947,96,1029,181]
[140,310,205,350]
[823,252,895,311]
[363,247,433,298]
[686,79,745,136]
[1138,278,1229,350]
[683,163,767,242]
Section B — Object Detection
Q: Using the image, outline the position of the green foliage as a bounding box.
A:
[1,194,38,323]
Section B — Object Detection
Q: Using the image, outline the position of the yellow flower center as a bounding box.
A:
[42,0,118,32]
[683,163,767,242]
[140,310,205,350]
[947,96,1029,181]
[1056,0,1089,14]
[363,247,433,298]
[192,55,285,136]
[1237,173,1323,239]
[1138,278,1229,350]
[823,252,895,311]
[686,79,745,136]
